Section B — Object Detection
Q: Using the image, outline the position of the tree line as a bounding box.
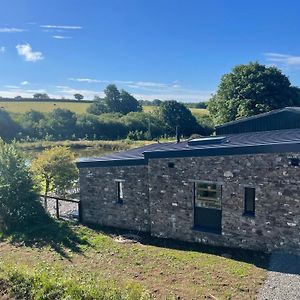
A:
[0,85,213,142]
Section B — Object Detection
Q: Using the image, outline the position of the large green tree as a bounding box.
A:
[88,85,141,115]
[208,62,300,124]
[158,100,203,137]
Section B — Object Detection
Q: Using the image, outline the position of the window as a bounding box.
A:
[116,181,124,204]
[195,182,221,210]
[193,182,222,233]
[244,187,255,216]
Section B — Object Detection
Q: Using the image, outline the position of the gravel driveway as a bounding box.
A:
[257,252,300,300]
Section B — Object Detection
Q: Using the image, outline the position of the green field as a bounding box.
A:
[0,101,209,116]
[0,222,267,299]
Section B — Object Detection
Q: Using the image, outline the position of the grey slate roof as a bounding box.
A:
[76,128,300,168]
[216,107,300,135]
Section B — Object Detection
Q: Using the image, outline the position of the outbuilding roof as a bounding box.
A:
[216,107,300,135]
[76,128,300,168]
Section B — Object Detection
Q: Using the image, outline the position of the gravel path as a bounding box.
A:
[257,253,300,300]
[45,198,79,220]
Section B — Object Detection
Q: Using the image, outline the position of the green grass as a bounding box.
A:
[0,101,90,114]
[0,221,268,299]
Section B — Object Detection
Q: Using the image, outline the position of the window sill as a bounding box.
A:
[192,226,222,235]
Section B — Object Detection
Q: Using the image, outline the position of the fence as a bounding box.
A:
[40,194,82,222]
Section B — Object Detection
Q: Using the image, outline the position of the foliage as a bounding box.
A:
[86,96,108,115]
[208,62,300,124]
[30,146,78,197]
[47,108,77,139]
[0,139,45,231]
[0,109,20,141]
[33,93,49,99]
[88,84,142,115]
[74,93,84,101]
[158,100,203,136]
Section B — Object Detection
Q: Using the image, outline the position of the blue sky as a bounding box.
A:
[0,0,300,102]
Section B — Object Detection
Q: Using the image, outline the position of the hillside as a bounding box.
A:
[0,100,209,116]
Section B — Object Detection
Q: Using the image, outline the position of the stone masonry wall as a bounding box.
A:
[79,165,150,232]
[148,153,300,254]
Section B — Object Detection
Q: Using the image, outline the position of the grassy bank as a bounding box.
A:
[0,222,268,299]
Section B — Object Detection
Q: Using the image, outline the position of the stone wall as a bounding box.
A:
[79,165,150,232]
[148,153,300,254]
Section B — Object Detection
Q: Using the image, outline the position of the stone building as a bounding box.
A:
[77,107,300,254]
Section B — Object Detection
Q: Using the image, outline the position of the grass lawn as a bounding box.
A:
[0,222,268,299]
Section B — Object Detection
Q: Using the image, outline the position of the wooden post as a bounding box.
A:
[56,199,59,219]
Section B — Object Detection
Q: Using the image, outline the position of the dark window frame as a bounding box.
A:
[244,186,255,216]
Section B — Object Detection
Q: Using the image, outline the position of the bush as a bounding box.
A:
[0,139,46,232]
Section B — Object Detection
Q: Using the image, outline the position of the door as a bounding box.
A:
[194,182,222,233]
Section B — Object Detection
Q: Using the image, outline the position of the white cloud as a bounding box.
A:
[69,78,106,83]
[53,35,71,39]
[0,46,5,53]
[56,85,104,99]
[67,78,210,101]
[16,43,44,62]
[20,81,29,85]
[0,27,27,33]
[4,85,19,89]
[41,25,82,29]
[264,53,300,68]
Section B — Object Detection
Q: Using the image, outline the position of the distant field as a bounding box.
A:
[0,101,209,116]
[0,101,90,114]
[143,105,209,117]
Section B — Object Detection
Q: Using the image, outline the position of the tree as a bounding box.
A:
[104,84,121,112]
[158,100,202,136]
[47,108,77,139]
[208,62,300,125]
[87,96,108,115]
[0,139,45,231]
[74,93,84,101]
[31,147,78,207]
[88,85,141,115]
[33,93,50,100]
[119,90,142,114]
[0,109,20,141]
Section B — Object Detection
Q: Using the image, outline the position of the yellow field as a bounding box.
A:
[143,105,209,116]
[0,101,209,116]
[0,101,90,114]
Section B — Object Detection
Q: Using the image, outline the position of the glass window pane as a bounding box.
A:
[244,187,255,214]
[195,182,221,210]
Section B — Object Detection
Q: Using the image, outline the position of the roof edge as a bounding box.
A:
[76,158,147,168]
[144,141,300,159]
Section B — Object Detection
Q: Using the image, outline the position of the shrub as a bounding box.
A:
[0,139,45,232]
